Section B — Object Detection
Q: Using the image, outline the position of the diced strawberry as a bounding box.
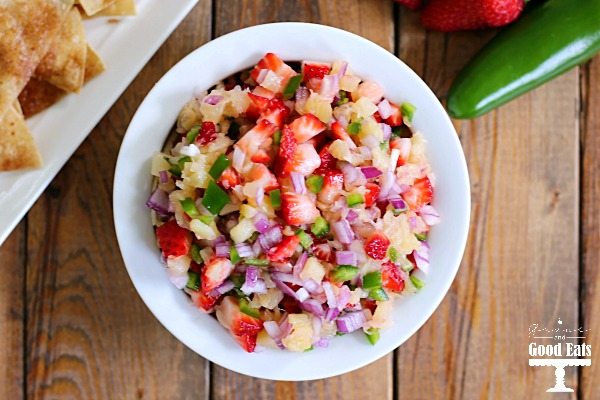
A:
[302,61,331,81]
[218,167,241,189]
[216,297,263,352]
[250,149,272,164]
[201,257,234,293]
[384,102,403,127]
[390,137,411,167]
[155,220,192,258]
[372,111,383,123]
[364,232,390,260]
[195,121,218,146]
[402,177,433,211]
[290,143,321,176]
[364,182,380,208]
[250,52,296,92]
[312,243,334,263]
[318,169,344,204]
[259,97,289,128]
[267,235,301,262]
[191,289,219,313]
[289,114,326,143]
[280,294,302,314]
[281,192,321,226]
[381,261,405,292]
[235,119,276,155]
[331,121,357,148]
[276,125,297,176]
[314,144,336,175]
[248,163,279,191]
[245,92,270,120]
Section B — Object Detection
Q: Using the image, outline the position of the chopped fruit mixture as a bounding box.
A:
[146,53,440,352]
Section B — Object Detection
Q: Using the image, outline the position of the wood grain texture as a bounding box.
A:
[396,10,580,400]
[210,1,393,399]
[581,56,600,400]
[0,225,25,399]
[23,2,212,399]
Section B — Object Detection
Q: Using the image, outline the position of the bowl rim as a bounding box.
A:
[113,21,471,381]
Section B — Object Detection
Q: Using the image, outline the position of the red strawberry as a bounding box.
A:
[381,261,405,292]
[331,121,357,148]
[216,297,263,352]
[281,192,321,226]
[402,177,433,210]
[201,257,234,293]
[318,169,344,204]
[248,163,279,191]
[364,183,380,208]
[390,137,411,167]
[259,97,290,129]
[267,235,301,262]
[280,294,302,314]
[250,149,272,164]
[394,0,422,10]
[302,61,331,81]
[312,243,334,263]
[191,289,219,313]
[289,114,326,143]
[155,220,192,258]
[364,232,390,260]
[384,102,403,127]
[314,144,336,175]
[361,298,377,314]
[196,121,217,146]
[421,0,487,32]
[245,92,270,120]
[250,52,296,92]
[481,0,524,27]
[276,125,297,176]
[290,143,321,176]
[236,119,276,155]
[218,167,240,189]
[252,86,275,99]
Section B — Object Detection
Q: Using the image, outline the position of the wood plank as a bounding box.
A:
[395,10,580,399]
[211,1,393,398]
[24,2,212,399]
[580,55,600,400]
[0,225,25,399]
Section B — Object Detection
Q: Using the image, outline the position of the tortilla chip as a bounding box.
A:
[94,0,136,16]
[19,43,105,118]
[0,0,72,120]
[84,44,106,82]
[0,106,42,171]
[78,0,116,16]
[35,7,87,93]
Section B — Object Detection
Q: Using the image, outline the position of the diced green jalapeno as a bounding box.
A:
[230,246,241,264]
[186,125,200,144]
[388,247,399,263]
[331,265,359,282]
[415,232,427,241]
[369,288,389,301]
[346,193,364,207]
[180,197,200,218]
[311,216,329,237]
[239,298,260,318]
[347,121,361,135]
[401,102,416,123]
[186,271,200,291]
[269,189,281,209]
[244,258,270,266]
[273,130,281,145]
[202,180,230,215]
[190,243,203,264]
[209,154,231,180]
[362,271,382,290]
[306,175,324,193]
[295,229,313,250]
[283,75,302,100]
[364,328,380,345]
[410,275,424,290]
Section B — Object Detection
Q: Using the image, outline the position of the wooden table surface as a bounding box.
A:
[1,1,599,398]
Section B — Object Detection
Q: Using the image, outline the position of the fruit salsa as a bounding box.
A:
[146,53,440,352]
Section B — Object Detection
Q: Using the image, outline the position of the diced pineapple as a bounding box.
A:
[352,97,378,119]
[257,329,279,349]
[181,154,211,189]
[328,139,366,166]
[256,288,284,309]
[408,132,428,165]
[354,80,384,103]
[260,70,284,93]
[223,87,250,117]
[340,75,361,92]
[151,153,171,176]
[382,210,420,255]
[200,100,226,123]
[189,219,219,240]
[240,204,258,218]
[304,92,333,123]
[177,99,202,133]
[364,299,393,330]
[358,117,383,142]
[299,257,326,283]
[230,218,256,244]
[282,314,313,352]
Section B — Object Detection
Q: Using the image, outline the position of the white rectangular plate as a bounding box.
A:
[0,0,198,246]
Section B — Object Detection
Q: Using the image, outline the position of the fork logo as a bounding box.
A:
[528,319,592,393]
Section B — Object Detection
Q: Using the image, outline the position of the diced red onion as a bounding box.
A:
[272,278,297,299]
[301,299,325,317]
[336,285,352,311]
[362,134,379,149]
[377,99,393,119]
[312,316,322,342]
[334,61,348,78]
[319,74,340,102]
[290,172,307,194]
[337,115,348,128]
[303,278,322,294]
[332,219,354,244]
[256,185,265,206]
[389,197,407,210]
[204,94,224,105]
[263,320,285,349]
[346,209,358,224]
[271,272,304,286]
[335,311,367,333]
[380,123,392,141]
[241,279,267,295]
[340,162,360,185]
[232,147,245,173]
[159,170,169,184]
[336,251,357,266]
[295,86,309,102]
[314,338,329,348]
[245,266,259,285]
[146,188,171,216]
[251,240,263,256]
[360,166,382,179]
[215,243,230,258]
[214,280,235,295]
[271,261,293,273]
[349,240,367,264]
[255,68,268,84]
[419,205,441,225]
[293,251,308,278]
[414,241,430,274]
[235,243,255,258]
[357,146,372,158]
[325,306,340,322]
[378,170,396,200]
[258,225,282,250]
[215,235,226,244]
[323,282,337,309]
[389,148,401,170]
[253,213,270,233]
[409,216,417,230]
[167,271,188,290]
[295,287,310,303]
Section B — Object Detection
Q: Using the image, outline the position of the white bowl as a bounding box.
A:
[113,22,470,381]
